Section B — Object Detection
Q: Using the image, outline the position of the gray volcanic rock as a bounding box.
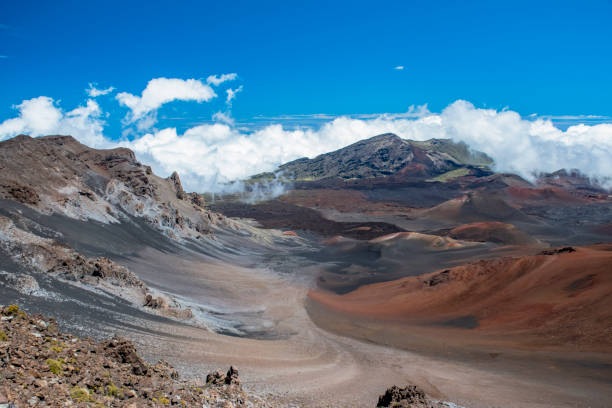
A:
[0,134,221,239]
[276,133,491,180]
[376,385,448,408]
[0,135,226,324]
[168,171,186,200]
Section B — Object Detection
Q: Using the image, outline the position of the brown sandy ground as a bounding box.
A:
[3,234,611,407]
[308,244,612,352]
[446,222,538,245]
[303,244,612,407]
[88,246,612,408]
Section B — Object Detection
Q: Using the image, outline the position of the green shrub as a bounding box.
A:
[46,358,64,375]
[70,386,92,403]
[0,330,7,341]
[106,383,123,398]
[50,345,63,353]
[4,304,19,316]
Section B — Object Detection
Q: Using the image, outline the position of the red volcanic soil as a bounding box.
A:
[448,221,538,245]
[423,192,527,223]
[369,231,468,249]
[308,244,612,351]
[505,186,582,205]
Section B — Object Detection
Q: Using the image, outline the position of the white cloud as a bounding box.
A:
[440,101,612,184]
[212,111,234,125]
[394,66,404,70]
[226,86,243,104]
[1,90,611,193]
[122,114,443,192]
[86,83,115,97]
[116,78,216,125]
[0,96,107,147]
[123,100,612,192]
[206,73,238,86]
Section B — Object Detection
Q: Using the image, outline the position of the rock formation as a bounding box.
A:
[0,215,192,320]
[0,134,223,240]
[0,305,273,407]
[377,385,445,408]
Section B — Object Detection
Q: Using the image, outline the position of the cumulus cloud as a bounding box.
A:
[0,96,107,147]
[206,73,238,86]
[226,86,243,104]
[439,101,612,184]
[86,83,115,97]
[122,100,612,192]
[394,66,404,70]
[123,114,438,192]
[116,78,216,126]
[1,90,611,193]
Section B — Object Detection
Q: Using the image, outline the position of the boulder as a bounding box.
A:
[206,366,241,386]
[103,336,148,376]
[377,385,433,408]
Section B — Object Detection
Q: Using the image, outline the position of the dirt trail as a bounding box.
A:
[117,248,612,408]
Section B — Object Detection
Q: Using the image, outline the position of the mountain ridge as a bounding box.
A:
[273,133,492,181]
[0,134,220,238]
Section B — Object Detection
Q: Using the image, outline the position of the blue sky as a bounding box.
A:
[1,0,612,136]
[1,0,611,191]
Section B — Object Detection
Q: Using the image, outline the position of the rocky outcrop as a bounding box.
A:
[539,246,576,255]
[0,216,144,289]
[0,272,42,296]
[168,171,186,200]
[0,182,40,205]
[376,385,447,408]
[0,134,221,240]
[423,270,451,287]
[143,294,166,309]
[0,306,273,407]
[50,256,144,287]
[103,336,149,376]
[206,366,241,386]
[0,216,193,321]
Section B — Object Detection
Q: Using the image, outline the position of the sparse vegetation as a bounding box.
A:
[106,382,123,398]
[50,345,63,353]
[70,386,93,403]
[0,308,258,406]
[4,304,19,316]
[46,358,65,375]
[428,167,471,182]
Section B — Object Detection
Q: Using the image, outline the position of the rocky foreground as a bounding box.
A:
[0,305,446,408]
[0,305,272,407]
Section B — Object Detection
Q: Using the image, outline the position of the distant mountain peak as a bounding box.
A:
[276,133,492,181]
